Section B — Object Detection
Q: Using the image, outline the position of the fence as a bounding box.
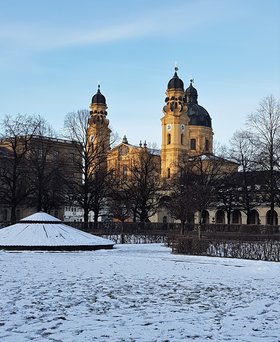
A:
[1,221,280,260]
[168,224,280,262]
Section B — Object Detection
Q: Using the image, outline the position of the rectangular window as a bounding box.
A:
[205,139,209,152]
[123,165,128,180]
[167,168,171,178]
[190,138,196,150]
[167,134,171,145]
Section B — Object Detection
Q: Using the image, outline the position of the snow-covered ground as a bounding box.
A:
[0,244,279,342]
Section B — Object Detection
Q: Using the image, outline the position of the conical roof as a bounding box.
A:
[0,212,114,251]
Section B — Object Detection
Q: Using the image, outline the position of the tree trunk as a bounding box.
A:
[10,206,16,224]
[180,221,185,235]
[227,211,231,224]
[83,209,89,230]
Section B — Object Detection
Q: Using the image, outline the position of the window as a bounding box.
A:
[181,133,184,145]
[167,168,171,178]
[190,138,196,150]
[123,165,128,180]
[2,209,7,221]
[205,139,209,152]
[167,134,171,145]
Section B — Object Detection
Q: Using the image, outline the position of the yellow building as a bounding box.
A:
[86,68,231,223]
[161,68,213,178]
[88,68,215,179]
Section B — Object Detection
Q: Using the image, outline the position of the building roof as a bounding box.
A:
[0,212,114,251]
[91,85,106,105]
[185,80,212,128]
[167,68,184,90]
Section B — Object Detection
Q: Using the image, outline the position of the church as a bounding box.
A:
[87,68,237,223]
[1,68,278,225]
[89,67,214,178]
[87,67,280,225]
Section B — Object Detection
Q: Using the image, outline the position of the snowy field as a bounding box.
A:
[0,244,280,342]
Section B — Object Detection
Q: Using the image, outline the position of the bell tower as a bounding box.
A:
[161,68,189,178]
[88,85,111,168]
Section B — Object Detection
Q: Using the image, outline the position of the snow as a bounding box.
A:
[20,212,61,222]
[0,212,113,247]
[0,244,279,342]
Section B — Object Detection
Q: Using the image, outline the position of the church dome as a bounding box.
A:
[185,80,212,128]
[167,68,184,90]
[92,85,106,104]
[187,104,212,128]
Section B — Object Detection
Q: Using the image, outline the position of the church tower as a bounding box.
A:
[88,85,111,168]
[161,69,214,178]
[161,68,188,178]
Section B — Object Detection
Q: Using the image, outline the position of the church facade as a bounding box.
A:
[88,68,233,223]
[89,68,215,180]
[87,68,280,225]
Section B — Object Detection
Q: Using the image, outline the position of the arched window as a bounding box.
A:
[181,134,184,145]
[266,210,278,225]
[232,210,242,224]
[163,216,167,223]
[249,210,260,224]
[167,168,171,178]
[167,134,171,145]
[216,210,225,224]
[190,138,196,150]
[202,210,209,224]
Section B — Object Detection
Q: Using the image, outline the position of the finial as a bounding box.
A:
[144,140,147,148]
[139,140,142,147]
[190,78,194,85]
[174,61,178,72]
[122,135,128,144]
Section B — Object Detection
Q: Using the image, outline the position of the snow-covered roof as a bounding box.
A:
[0,212,114,251]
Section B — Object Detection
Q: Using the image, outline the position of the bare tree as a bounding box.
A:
[125,147,161,222]
[64,109,113,227]
[247,95,280,224]
[189,154,228,227]
[215,172,239,224]
[108,178,131,222]
[26,118,66,213]
[227,130,257,223]
[165,167,199,234]
[0,114,41,223]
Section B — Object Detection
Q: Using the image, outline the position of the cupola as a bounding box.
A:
[91,85,106,105]
[185,79,198,104]
[167,67,184,90]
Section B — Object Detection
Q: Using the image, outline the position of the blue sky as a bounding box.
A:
[0,0,279,147]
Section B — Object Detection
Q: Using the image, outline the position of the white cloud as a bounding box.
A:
[0,0,241,52]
